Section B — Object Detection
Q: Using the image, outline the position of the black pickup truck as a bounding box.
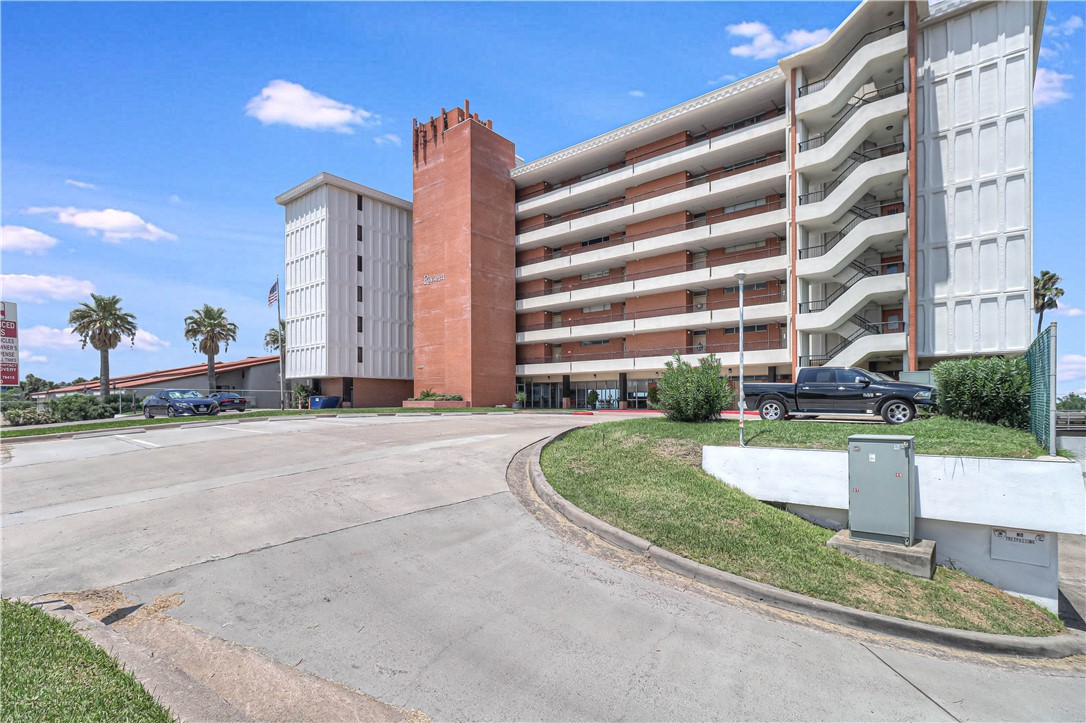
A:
[743,367,935,424]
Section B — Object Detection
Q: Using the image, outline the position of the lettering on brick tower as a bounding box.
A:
[422,274,446,286]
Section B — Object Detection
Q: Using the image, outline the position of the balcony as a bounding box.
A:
[796,210,905,280]
[796,262,906,332]
[796,144,906,228]
[516,238,788,313]
[516,337,790,376]
[516,160,785,250]
[796,22,906,121]
[517,201,786,282]
[517,290,788,345]
[515,111,786,216]
[795,85,906,175]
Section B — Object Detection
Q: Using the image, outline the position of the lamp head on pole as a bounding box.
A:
[735,269,748,283]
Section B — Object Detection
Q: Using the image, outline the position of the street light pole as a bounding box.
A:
[736,269,747,448]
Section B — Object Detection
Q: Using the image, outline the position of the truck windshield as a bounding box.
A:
[856,370,897,382]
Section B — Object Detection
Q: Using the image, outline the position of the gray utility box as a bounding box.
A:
[847,434,916,546]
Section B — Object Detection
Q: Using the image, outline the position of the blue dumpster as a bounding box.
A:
[309,395,341,409]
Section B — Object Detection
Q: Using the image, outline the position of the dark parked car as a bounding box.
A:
[142,389,220,418]
[209,392,247,413]
[743,367,935,424]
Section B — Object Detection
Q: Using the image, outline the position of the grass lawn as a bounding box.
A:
[0,599,173,721]
[541,418,1063,637]
[0,406,525,439]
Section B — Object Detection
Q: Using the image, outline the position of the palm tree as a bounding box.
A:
[183,305,238,392]
[263,320,285,353]
[68,294,138,398]
[1034,270,1065,334]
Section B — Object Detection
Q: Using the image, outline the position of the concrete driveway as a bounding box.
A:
[3,414,1084,721]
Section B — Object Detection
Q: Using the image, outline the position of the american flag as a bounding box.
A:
[267,280,279,307]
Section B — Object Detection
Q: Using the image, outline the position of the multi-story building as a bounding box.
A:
[407,0,1041,409]
[275,173,415,407]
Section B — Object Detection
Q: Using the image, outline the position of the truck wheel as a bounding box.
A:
[881,400,915,424]
[759,399,785,421]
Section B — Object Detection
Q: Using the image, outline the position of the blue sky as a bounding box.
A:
[2,1,1084,394]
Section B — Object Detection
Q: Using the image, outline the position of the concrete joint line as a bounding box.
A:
[525,430,1086,659]
[861,643,962,722]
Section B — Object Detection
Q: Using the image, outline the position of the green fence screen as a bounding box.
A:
[1025,322,1057,455]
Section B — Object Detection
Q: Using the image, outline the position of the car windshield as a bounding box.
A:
[855,370,897,383]
[167,390,203,399]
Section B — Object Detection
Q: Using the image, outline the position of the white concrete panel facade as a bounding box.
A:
[279,173,413,382]
[915,1,1034,357]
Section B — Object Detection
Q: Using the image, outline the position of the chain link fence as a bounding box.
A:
[1025,322,1058,456]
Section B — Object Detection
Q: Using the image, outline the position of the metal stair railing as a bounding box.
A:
[799,321,907,367]
[798,260,903,314]
[797,142,905,206]
[798,81,905,152]
[799,202,901,259]
[797,21,906,98]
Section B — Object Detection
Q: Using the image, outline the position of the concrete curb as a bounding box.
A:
[528,430,1086,659]
[72,428,146,440]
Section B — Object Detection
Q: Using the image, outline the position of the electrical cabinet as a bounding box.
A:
[847,434,916,546]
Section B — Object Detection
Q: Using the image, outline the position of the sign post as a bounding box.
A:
[0,301,19,388]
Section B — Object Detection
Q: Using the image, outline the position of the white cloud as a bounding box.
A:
[1,225,59,255]
[372,133,402,147]
[0,274,95,303]
[727,21,831,60]
[132,329,170,352]
[64,179,98,190]
[21,325,81,349]
[168,194,184,205]
[1046,15,1083,37]
[707,73,740,86]
[628,89,646,98]
[1052,301,1085,318]
[26,206,177,242]
[245,80,377,134]
[19,350,48,363]
[1058,354,1086,383]
[1034,67,1074,107]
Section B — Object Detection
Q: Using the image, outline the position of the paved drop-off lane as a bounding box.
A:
[3,415,1084,721]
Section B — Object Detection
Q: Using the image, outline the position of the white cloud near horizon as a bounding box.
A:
[1058,354,1086,383]
[1052,301,1085,318]
[373,133,402,147]
[2,225,59,255]
[1,274,95,303]
[1046,15,1083,37]
[628,89,646,98]
[27,206,177,242]
[1034,67,1074,107]
[21,326,81,350]
[19,350,49,363]
[65,179,98,190]
[708,73,739,86]
[727,21,831,60]
[245,80,377,134]
[131,330,170,352]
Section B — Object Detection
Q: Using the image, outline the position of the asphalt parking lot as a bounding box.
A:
[3,414,1084,721]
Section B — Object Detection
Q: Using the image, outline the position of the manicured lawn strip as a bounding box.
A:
[651,415,1050,459]
[0,407,532,438]
[0,599,173,721]
[541,420,1062,636]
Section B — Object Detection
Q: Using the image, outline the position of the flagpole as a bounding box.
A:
[275,275,285,410]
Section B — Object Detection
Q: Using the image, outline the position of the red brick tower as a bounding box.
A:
[411,102,517,406]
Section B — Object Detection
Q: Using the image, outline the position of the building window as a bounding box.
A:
[725,324,769,334]
[357,255,364,272]
[357,286,364,302]
[357,195,364,212]
[581,269,610,281]
[357,347,364,363]
[580,236,608,248]
[724,239,768,254]
[582,303,611,313]
[580,339,610,347]
[357,316,364,333]
[357,225,364,242]
[722,281,768,293]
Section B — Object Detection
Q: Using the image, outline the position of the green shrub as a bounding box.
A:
[3,408,56,426]
[586,390,599,408]
[48,394,112,422]
[651,352,736,422]
[410,389,463,401]
[931,357,1029,429]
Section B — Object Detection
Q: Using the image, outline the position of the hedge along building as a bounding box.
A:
[283,0,1042,409]
[275,173,414,407]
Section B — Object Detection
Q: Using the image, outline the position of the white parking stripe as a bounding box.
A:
[118,435,160,448]
[220,425,272,434]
